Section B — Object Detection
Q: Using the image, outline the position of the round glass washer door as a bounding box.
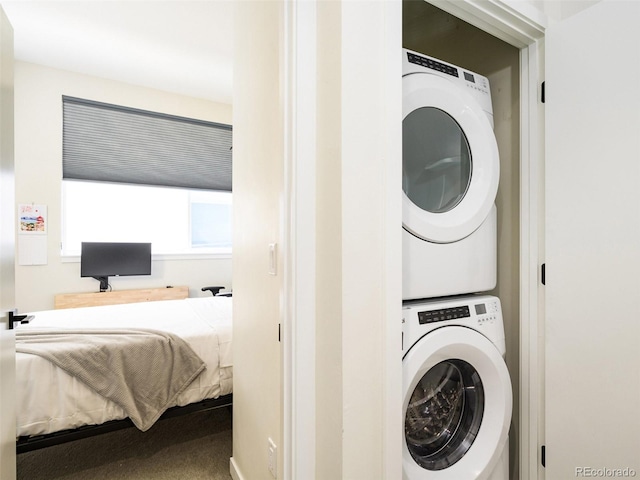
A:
[405,358,484,471]
[403,73,500,244]
[402,326,512,479]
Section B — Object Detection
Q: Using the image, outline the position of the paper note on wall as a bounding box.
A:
[18,204,47,234]
[18,204,48,265]
[18,235,47,265]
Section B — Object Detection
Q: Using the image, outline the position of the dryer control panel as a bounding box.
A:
[403,49,493,119]
[406,51,490,94]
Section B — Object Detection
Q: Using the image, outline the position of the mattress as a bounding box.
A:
[15,296,232,438]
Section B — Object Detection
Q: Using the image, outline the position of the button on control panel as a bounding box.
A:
[418,305,470,325]
[464,73,490,96]
[413,300,500,326]
[407,52,459,78]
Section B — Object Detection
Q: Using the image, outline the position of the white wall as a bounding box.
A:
[315,3,343,477]
[230,2,284,479]
[530,0,601,22]
[315,2,403,478]
[340,3,403,478]
[14,62,232,312]
[231,2,402,478]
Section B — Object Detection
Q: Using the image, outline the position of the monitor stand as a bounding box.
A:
[92,276,109,292]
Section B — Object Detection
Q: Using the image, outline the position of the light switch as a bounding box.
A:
[268,243,277,276]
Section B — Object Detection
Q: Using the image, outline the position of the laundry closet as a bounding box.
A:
[402,1,521,478]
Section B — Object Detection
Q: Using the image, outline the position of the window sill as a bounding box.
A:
[61,252,232,263]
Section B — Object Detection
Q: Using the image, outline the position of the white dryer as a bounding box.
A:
[402,49,500,300]
[402,295,512,480]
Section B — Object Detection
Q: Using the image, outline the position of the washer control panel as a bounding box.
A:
[402,295,505,356]
[414,298,500,326]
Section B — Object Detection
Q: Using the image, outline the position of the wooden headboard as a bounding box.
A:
[54,286,189,310]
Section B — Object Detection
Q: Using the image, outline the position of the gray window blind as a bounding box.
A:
[62,96,232,191]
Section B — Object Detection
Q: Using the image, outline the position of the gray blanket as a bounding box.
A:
[15,328,206,431]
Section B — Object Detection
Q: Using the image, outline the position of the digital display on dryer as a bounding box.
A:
[464,72,475,83]
[418,306,470,324]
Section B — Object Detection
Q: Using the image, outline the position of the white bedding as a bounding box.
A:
[15,296,232,438]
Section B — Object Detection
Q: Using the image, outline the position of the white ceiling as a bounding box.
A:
[1,1,234,104]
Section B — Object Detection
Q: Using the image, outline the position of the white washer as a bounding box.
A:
[403,295,512,480]
[402,49,500,300]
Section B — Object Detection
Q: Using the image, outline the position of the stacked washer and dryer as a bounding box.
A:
[401,49,513,480]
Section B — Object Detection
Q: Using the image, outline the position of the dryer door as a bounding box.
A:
[403,327,512,480]
[403,73,499,243]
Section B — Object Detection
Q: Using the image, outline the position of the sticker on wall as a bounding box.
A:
[18,204,48,265]
[18,204,47,234]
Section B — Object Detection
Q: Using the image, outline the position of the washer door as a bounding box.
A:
[403,73,499,244]
[403,327,512,480]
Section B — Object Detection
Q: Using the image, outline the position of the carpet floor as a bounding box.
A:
[17,408,233,480]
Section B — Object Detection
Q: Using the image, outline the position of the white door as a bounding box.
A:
[545,0,640,477]
[0,5,15,480]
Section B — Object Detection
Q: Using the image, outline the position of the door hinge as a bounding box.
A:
[541,81,546,103]
[541,445,546,467]
[541,263,546,285]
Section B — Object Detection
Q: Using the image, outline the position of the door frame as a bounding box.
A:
[282,1,318,479]
[282,1,547,479]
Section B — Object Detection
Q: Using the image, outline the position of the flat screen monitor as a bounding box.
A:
[81,242,152,291]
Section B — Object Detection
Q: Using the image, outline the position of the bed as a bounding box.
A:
[13,294,232,453]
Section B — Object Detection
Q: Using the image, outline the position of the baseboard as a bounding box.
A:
[230,457,245,480]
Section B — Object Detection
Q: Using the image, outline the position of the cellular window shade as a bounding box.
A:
[62,96,232,191]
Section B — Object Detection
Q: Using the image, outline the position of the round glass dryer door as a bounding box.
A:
[405,359,484,470]
[402,73,499,244]
[403,107,472,215]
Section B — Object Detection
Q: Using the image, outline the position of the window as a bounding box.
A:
[61,96,232,257]
[62,181,232,256]
[191,193,233,248]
